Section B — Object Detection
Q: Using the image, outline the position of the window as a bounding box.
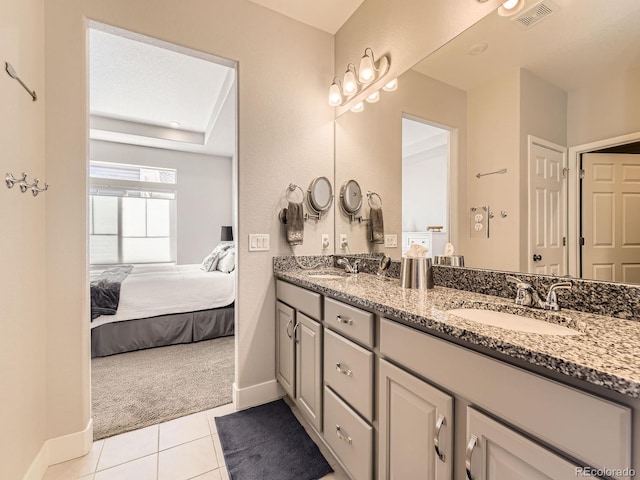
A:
[89,162,177,265]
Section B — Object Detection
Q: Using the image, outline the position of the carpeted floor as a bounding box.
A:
[92,336,234,440]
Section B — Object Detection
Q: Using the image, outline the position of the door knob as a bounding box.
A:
[533,254,542,262]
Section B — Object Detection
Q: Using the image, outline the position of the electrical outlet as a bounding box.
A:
[384,234,398,248]
[339,234,348,249]
[321,234,330,250]
[248,234,270,251]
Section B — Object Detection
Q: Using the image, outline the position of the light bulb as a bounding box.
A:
[343,68,358,96]
[328,82,342,107]
[359,51,375,84]
[382,78,398,92]
[365,90,380,103]
[351,102,364,113]
[502,0,519,9]
[498,0,524,16]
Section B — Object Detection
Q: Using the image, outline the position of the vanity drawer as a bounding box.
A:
[325,297,374,347]
[324,329,374,421]
[379,318,632,474]
[324,386,373,480]
[276,279,321,320]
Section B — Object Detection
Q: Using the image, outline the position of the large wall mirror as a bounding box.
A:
[334,0,640,284]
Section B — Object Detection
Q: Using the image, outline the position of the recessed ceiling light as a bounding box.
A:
[169,121,181,128]
[468,43,488,56]
[498,0,525,16]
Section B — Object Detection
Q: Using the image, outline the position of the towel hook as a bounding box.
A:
[286,183,305,203]
[5,172,29,192]
[367,191,382,208]
[29,178,49,197]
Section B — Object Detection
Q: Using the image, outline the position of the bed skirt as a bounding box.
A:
[91,304,234,357]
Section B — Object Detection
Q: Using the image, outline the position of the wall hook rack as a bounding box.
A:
[5,62,37,101]
[5,172,50,196]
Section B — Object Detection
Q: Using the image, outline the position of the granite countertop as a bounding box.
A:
[274,267,640,399]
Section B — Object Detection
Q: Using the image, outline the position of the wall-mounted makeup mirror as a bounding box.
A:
[307,176,333,219]
[339,179,363,219]
[334,0,640,284]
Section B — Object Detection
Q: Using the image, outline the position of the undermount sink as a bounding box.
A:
[447,308,581,336]
[305,272,347,280]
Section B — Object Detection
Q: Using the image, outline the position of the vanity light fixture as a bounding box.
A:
[329,47,395,110]
[351,101,364,113]
[382,78,398,92]
[498,0,525,16]
[342,64,359,96]
[329,78,343,107]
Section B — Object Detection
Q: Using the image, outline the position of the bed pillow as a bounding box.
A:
[216,248,236,273]
[200,243,232,272]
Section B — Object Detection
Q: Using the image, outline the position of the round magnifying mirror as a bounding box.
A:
[307,176,333,214]
[340,179,362,214]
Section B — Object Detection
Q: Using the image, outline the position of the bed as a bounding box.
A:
[90,264,235,357]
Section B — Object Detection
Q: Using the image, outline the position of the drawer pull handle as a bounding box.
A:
[336,314,353,325]
[434,414,446,462]
[336,425,352,445]
[292,322,300,343]
[335,362,352,377]
[286,319,292,339]
[465,434,478,480]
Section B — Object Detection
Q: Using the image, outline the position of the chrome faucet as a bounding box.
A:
[543,282,572,311]
[506,275,572,311]
[337,257,360,274]
[506,276,543,308]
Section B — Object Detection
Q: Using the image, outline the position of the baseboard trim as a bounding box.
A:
[233,379,284,410]
[23,419,93,480]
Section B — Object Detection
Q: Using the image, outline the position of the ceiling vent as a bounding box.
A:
[512,0,559,29]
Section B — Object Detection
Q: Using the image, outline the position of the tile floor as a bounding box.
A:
[43,402,349,480]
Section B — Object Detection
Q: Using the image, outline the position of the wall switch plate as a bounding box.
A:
[248,234,270,251]
[384,234,398,248]
[339,234,348,249]
[321,234,330,250]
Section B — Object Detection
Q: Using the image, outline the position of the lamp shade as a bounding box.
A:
[220,226,233,242]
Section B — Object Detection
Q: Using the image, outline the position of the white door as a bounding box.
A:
[528,136,567,275]
[275,301,295,398]
[378,359,453,480]
[295,312,323,432]
[582,153,640,283]
[466,408,581,480]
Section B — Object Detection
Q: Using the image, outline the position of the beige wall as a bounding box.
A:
[568,66,640,146]
[335,69,467,259]
[334,0,502,115]
[0,0,47,478]
[44,0,334,444]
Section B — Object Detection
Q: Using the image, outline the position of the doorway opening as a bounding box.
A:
[401,115,451,258]
[88,22,238,440]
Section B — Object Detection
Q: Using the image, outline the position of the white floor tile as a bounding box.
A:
[43,440,104,479]
[189,469,222,480]
[93,454,157,480]
[158,436,218,480]
[159,411,211,450]
[97,425,158,471]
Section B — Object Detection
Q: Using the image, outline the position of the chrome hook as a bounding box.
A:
[30,178,49,197]
[5,172,28,191]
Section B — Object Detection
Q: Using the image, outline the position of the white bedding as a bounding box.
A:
[91,264,235,328]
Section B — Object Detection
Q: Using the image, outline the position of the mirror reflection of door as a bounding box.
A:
[528,137,567,275]
[582,151,640,284]
[401,116,450,257]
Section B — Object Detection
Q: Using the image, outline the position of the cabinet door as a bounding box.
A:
[275,301,295,398]
[378,359,453,480]
[465,408,582,480]
[295,312,323,432]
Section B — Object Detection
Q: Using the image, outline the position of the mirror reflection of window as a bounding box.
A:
[401,117,450,257]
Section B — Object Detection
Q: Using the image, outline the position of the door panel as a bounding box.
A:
[275,301,295,398]
[296,312,323,432]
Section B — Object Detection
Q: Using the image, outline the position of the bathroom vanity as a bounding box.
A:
[274,259,640,480]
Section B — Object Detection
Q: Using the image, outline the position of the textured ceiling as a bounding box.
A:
[89,27,236,157]
[247,0,364,34]
[413,0,640,93]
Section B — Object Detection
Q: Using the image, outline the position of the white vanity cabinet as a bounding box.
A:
[275,280,323,431]
[465,408,582,480]
[378,359,453,480]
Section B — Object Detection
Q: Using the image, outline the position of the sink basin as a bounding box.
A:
[447,308,581,336]
[305,272,346,280]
